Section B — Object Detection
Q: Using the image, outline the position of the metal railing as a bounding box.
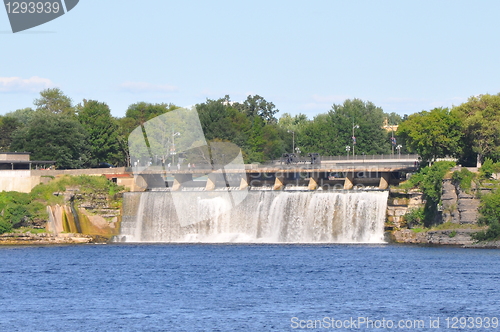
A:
[128,155,421,173]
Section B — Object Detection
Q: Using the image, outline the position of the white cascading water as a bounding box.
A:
[117,190,389,243]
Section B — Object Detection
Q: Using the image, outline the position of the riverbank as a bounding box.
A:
[0,232,106,245]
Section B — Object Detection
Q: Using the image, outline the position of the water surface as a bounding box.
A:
[1,244,499,331]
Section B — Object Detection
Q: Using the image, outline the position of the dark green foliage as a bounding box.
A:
[404,207,425,226]
[0,219,12,234]
[11,112,90,169]
[398,93,500,166]
[478,189,500,226]
[0,191,33,231]
[453,93,500,164]
[452,168,476,191]
[197,97,244,142]
[77,100,122,167]
[232,95,279,124]
[0,116,21,151]
[472,222,500,242]
[297,99,392,156]
[397,107,463,164]
[5,107,35,125]
[196,97,285,163]
[124,102,178,129]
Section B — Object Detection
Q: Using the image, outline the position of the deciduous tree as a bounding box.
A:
[11,112,89,169]
[452,93,500,164]
[34,88,74,115]
[77,100,122,167]
[397,107,463,164]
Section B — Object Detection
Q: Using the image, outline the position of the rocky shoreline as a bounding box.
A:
[0,232,102,245]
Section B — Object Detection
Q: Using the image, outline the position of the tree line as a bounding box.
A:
[0,89,403,168]
[2,88,499,169]
[398,93,500,166]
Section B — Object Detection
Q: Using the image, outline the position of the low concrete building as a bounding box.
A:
[0,152,55,193]
[0,152,54,170]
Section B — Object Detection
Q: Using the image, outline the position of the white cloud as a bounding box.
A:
[120,81,178,93]
[0,76,54,93]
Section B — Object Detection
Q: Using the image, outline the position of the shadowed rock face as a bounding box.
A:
[441,179,460,224]
[390,229,477,246]
[441,179,479,225]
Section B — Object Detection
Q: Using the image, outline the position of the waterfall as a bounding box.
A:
[116,190,388,243]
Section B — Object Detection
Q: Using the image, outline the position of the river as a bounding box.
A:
[1,244,499,331]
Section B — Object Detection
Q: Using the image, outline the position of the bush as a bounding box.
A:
[4,204,30,228]
[472,188,500,241]
[403,161,455,226]
[404,207,425,226]
[478,189,500,226]
[472,221,500,242]
[452,168,476,191]
[479,158,500,179]
[0,218,12,234]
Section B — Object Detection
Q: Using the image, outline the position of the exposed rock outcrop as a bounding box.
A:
[46,187,121,239]
[390,229,478,246]
[0,232,93,245]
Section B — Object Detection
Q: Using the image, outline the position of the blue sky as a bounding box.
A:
[1,0,500,119]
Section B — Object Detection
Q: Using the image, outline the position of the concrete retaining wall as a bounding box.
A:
[0,171,41,193]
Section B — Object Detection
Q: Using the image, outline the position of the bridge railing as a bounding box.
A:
[320,154,419,161]
[125,154,421,173]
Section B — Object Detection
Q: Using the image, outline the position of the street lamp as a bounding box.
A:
[396,144,402,158]
[171,131,180,164]
[345,145,351,158]
[288,130,295,153]
[352,124,359,157]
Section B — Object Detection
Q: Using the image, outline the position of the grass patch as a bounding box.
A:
[16,227,47,234]
[430,222,483,231]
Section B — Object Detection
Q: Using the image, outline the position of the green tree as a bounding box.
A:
[34,88,74,115]
[196,97,286,163]
[299,99,391,156]
[385,112,403,125]
[124,102,178,130]
[121,102,179,167]
[397,107,463,164]
[5,107,35,125]
[11,112,89,169]
[247,116,266,162]
[452,93,500,165]
[197,97,238,142]
[77,100,122,167]
[473,188,500,241]
[233,95,280,124]
[0,116,21,151]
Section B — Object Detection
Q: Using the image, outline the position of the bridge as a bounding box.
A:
[1,155,419,193]
[134,155,419,191]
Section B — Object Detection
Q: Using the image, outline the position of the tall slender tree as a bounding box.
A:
[77,100,122,167]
